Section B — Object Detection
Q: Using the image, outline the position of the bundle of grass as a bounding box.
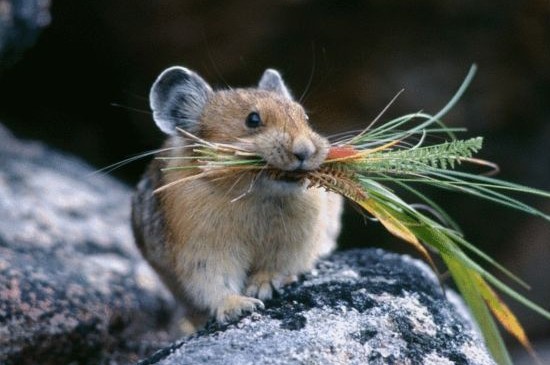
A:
[152,66,549,364]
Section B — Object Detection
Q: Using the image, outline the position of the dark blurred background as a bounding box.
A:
[1,0,549,359]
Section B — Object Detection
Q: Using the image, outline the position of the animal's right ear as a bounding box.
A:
[258,69,293,100]
[149,66,213,135]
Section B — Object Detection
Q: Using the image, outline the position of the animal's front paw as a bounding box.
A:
[245,272,274,300]
[245,272,298,301]
[215,294,264,323]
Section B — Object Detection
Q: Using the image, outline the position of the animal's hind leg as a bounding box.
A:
[179,307,210,335]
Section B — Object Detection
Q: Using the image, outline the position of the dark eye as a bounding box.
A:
[245,112,262,128]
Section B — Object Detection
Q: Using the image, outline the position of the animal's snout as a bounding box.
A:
[292,137,316,164]
[293,150,310,162]
[260,132,326,172]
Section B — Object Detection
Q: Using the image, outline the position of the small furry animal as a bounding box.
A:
[132,66,343,333]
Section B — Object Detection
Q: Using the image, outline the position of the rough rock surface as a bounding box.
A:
[0,123,496,364]
[139,250,495,365]
[0,124,175,365]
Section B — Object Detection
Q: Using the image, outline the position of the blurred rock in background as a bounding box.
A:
[0,123,176,365]
[0,0,51,70]
[0,0,548,360]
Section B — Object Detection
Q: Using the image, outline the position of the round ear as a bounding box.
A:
[258,69,293,100]
[149,66,213,135]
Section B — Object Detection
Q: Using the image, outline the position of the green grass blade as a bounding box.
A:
[440,227,530,290]
[355,64,477,146]
[431,64,477,122]
[425,170,550,221]
[358,178,549,355]
[443,254,512,365]
[435,169,550,198]
[381,175,463,233]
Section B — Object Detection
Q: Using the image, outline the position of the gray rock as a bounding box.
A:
[138,250,495,365]
[0,0,51,69]
[0,124,175,365]
[0,123,496,365]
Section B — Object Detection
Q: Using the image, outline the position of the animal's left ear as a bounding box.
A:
[258,69,293,100]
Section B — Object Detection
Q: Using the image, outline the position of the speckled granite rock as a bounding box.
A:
[0,124,175,365]
[137,249,496,365]
[0,123,496,365]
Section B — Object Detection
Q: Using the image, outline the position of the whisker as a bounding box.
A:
[224,171,251,200]
[200,25,232,91]
[154,171,214,194]
[299,43,317,104]
[230,169,265,203]
[90,146,183,176]
[122,90,149,102]
[328,129,367,144]
[110,103,152,115]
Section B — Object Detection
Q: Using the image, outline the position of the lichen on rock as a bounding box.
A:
[140,249,495,365]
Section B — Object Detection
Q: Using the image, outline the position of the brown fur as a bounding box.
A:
[132,85,343,333]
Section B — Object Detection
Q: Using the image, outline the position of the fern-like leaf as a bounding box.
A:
[358,137,483,174]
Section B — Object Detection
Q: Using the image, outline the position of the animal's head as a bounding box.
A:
[150,66,328,172]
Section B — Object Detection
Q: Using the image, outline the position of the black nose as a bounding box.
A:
[294,150,310,162]
[292,137,316,164]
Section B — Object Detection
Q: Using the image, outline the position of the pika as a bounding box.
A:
[132,66,343,333]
